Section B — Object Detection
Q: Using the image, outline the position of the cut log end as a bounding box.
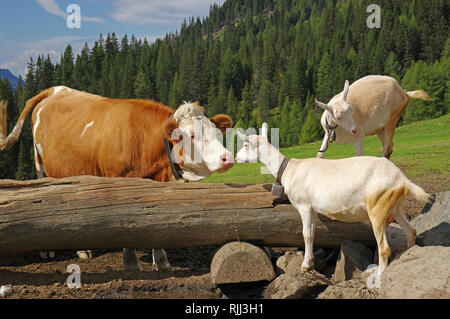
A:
[210,241,276,285]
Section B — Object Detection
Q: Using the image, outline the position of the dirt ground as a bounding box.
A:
[0,176,447,299]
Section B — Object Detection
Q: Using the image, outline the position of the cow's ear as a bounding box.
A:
[165,118,181,143]
[210,114,233,134]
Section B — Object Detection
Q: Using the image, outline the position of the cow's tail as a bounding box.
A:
[406,90,433,101]
[0,88,53,151]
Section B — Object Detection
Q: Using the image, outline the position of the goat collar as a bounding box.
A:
[326,118,338,132]
[318,118,338,154]
[276,157,290,185]
[162,115,186,182]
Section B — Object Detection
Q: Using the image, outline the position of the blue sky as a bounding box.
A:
[0,0,225,77]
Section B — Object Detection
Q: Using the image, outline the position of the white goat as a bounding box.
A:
[315,75,433,159]
[236,123,432,274]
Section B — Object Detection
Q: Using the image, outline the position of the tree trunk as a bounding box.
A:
[0,176,377,255]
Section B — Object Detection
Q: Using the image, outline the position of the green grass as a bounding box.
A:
[203,113,450,186]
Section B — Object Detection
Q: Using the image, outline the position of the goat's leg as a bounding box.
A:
[368,210,391,273]
[393,209,417,248]
[353,139,364,156]
[382,124,396,159]
[377,130,387,157]
[153,249,171,271]
[298,205,317,272]
[316,133,330,158]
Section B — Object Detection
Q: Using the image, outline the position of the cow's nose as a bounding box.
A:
[221,153,234,168]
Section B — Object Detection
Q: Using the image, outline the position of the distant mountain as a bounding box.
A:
[0,69,22,89]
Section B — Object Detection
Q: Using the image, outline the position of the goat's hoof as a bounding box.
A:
[301,266,313,272]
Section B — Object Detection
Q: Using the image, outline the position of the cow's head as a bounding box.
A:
[164,102,234,181]
[315,80,358,134]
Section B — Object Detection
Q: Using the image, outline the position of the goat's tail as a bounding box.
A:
[406,90,433,101]
[0,88,53,151]
[406,180,433,204]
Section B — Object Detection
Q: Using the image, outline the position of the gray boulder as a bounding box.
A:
[264,270,330,299]
[332,239,373,283]
[410,192,449,247]
[378,245,450,298]
[276,251,304,275]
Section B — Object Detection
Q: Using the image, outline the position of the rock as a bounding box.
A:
[264,270,330,299]
[318,276,378,299]
[313,249,331,273]
[276,251,304,275]
[0,285,13,298]
[410,192,450,247]
[332,239,373,283]
[378,245,450,299]
[210,242,276,284]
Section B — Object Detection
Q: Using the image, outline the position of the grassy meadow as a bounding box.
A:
[203,113,450,188]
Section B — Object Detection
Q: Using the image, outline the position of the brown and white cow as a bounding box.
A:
[314,75,433,159]
[0,86,234,271]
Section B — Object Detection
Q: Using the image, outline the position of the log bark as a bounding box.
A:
[0,176,377,255]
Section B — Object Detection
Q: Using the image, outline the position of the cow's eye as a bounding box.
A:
[190,134,195,140]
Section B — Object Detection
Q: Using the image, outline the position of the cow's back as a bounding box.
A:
[32,87,174,180]
[343,75,409,135]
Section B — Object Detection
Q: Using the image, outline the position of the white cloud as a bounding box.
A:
[109,0,225,27]
[1,35,97,77]
[35,0,106,24]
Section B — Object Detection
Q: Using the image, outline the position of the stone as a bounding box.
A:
[332,239,373,283]
[0,285,13,298]
[210,242,276,284]
[264,270,330,299]
[410,192,450,247]
[378,245,450,299]
[313,249,330,273]
[317,276,378,299]
[276,251,304,275]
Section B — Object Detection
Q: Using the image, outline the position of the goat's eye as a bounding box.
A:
[190,134,195,140]
[244,143,249,148]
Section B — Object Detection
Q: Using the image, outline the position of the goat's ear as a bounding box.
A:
[164,118,181,143]
[343,80,350,101]
[210,114,233,134]
[261,123,268,137]
[314,99,332,113]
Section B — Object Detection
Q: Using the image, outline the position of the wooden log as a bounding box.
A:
[0,176,377,255]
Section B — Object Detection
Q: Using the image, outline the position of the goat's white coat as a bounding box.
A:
[316,75,432,158]
[236,124,431,273]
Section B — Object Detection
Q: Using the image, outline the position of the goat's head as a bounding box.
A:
[235,123,269,164]
[315,80,358,134]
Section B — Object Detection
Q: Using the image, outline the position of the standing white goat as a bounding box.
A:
[315,75,433,159]
[236,123,432,274]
